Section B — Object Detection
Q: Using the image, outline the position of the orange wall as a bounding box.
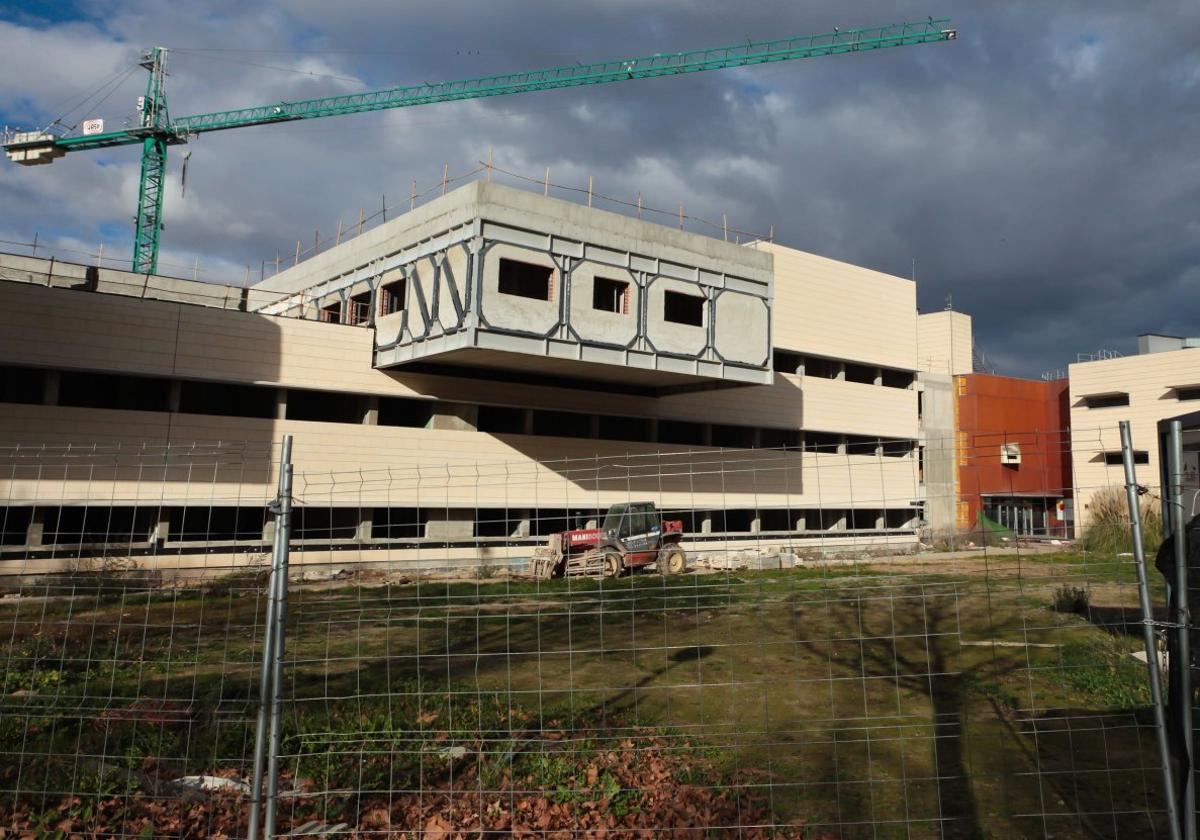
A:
[956,374,1071,528]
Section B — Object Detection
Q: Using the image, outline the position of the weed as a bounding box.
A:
[1060,636,1151,708]
[1080,486,1163,556]
[1052,584,1091,615]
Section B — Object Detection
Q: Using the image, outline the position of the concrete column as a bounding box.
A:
[873,368,883,386]
[876,511,887,531]
[700,513,713,534]
[835,362,846,381]
[167,380,182,413]
[152,510,170,544]
[795,357,805,376]
[356,509,374,542]
[794,511,807,532]
[42,371,60,406]
[429,403,478,431]
[275,388,287,420]
[25,508,45,548]
[364,396,379,426]
[837,435,847,455]
[750,515,762,534]
[262,518,276,544]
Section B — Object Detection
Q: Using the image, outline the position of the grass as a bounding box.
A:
[0,553,1171,838]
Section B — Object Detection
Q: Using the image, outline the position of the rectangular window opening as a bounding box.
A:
[0,507,34,545]
[758,509,792,533]
[1104,451,1148,465]
[772,351,802,374]
[1177,387,1200,402]
[597,415,652,443]
[592,276,629,314]
[478,405,527,434]
[844,364,876,385]
[379,278,407,316]
[759,428,801,449]
[663,290,704,327]
[849,509,882,530]
[348,291,372,326]
[169,507,266,542]
[803,432,841,453]
[845,435,879,456]
[1083,393,1130,409]
[378,397,433,428]
[59,371,170,413]
[711,424,756,449]
[319,301,342,324]
[371,507,422,540]
[292,507,360,541]
[881,368,914,389]
[498,258,553,300]
[0,365,45,405]
[179,380,276,419]
[286,388,368,424]
[531,409,591,439]
[805,356,840,379]
[658,419,707,446]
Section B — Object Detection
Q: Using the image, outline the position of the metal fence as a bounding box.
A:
[0,426,1193,838]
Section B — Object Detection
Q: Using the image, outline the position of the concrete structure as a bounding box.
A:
[0,181,928,573]
[915,310,974,537]
[1070,338,1200,528]
[916,310,973,377]
[253,183,772,390]
[955,374,1071,537]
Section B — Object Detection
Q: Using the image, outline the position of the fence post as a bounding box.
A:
[248,434,293,840]
[264,439,294,840]
[1121,420,1182,840]
[1167,420,1197,840]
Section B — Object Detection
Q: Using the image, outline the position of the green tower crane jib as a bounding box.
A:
[2,20,955,277]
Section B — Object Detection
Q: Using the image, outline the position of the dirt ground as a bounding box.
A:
[0,547,1169,838]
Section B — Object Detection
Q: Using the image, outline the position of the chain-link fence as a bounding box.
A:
[0,425,1191,838]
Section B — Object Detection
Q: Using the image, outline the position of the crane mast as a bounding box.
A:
[3,19,955,275]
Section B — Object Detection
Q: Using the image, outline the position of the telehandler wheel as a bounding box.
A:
[603,552,624,578]
[660,545,687,575]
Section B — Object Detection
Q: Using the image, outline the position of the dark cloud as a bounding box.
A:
[0,0,1197,375]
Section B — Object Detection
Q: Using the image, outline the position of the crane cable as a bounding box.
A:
[40,63,141,134]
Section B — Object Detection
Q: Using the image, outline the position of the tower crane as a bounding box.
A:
[3,19,954,275]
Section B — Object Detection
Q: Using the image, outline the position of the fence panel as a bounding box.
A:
[0,428,1177,837]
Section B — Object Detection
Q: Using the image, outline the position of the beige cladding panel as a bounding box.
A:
[1,280,917,440]
[0,406,918,511]
[0,282,181,375]
[916,311,973,375]
[1069,348,1200,525]
[759,243,916,371]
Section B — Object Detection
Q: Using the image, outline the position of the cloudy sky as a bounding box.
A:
[1,0,1197,376]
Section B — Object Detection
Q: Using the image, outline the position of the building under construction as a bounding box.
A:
[0,181,943,573]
